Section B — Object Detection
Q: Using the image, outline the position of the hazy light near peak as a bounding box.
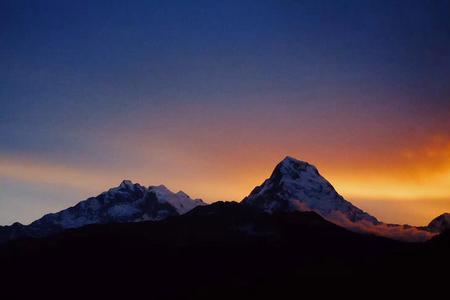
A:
[335,176,450,201]
[331,166,450,201]
[326,135,450,201]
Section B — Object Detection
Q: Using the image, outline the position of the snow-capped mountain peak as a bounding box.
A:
[118,179,140,191]
[148,184,205,215]
[243,156,379,224]
[242,156,442,241]
[103,179,144,195]
[278,155,313,173]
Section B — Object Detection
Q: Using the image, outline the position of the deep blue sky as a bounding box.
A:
[1,0,450,225]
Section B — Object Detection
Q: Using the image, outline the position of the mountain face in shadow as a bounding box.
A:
[1,201,449,297]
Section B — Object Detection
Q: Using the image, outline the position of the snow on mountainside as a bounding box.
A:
[242,156,379,224]
[0,180,205,244]
[242,156,435,242]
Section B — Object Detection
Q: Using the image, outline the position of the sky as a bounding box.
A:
[1,0,449,226]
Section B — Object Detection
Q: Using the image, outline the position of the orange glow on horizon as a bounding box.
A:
[1,135,449,226]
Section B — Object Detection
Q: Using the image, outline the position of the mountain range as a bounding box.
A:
[0,181,205,243]
[1,156,449,296]
[1,156,447,244]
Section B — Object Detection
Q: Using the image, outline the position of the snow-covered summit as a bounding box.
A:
[148,184,205,215]
[243,156,379,225]
[0,180,206,243]
[242,156,443,241]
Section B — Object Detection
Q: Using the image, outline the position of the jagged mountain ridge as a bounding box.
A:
[0,180,205,243]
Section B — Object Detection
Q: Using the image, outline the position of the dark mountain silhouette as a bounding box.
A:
[1,201,449,297]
